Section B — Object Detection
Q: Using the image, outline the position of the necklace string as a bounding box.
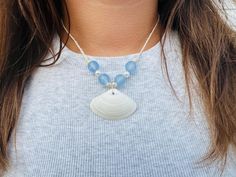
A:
[61,16,160,64]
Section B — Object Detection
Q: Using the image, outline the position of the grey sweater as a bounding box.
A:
[4,31,236,177]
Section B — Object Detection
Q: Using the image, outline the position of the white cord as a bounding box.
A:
[136,18,160,62]
[61,16,160,65]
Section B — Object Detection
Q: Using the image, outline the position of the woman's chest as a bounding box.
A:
[5,61,235,177]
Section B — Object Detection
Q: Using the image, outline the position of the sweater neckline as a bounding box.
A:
[61,35,163,62]
[42,30,176,66]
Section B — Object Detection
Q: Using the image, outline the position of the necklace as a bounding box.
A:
[62,17,160,120]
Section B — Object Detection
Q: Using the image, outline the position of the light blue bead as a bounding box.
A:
[114,74,126,87]
[98,73,111,86]
[88,60,99,73]
[125,61,137,75]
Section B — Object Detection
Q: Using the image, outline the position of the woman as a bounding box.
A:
[0,0,236,176]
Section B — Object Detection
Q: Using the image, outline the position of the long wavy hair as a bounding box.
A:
[0,0,236,173]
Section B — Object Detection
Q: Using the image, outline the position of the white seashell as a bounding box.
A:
[90,89,137,120]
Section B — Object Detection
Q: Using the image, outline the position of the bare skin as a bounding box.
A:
[63,0,161,56]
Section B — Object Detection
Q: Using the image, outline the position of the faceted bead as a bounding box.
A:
[107,81,117,89]
[125,61,137,75]
[95,70,101,77]
[106,82,112,88]
[111,81,117,88]
[114,74,126,88]
[88,60,99,73]
[98,73,111,86]
[123,71,130,78]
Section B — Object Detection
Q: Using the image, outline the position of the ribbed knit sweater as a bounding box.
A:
[4,31,236,177]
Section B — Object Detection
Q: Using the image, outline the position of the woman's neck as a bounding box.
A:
[63,0,161,56]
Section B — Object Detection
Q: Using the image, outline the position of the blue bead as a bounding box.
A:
[125,61,137,75]
[98,73,111,86]
[88,60,99,73]
[114,74,126,87]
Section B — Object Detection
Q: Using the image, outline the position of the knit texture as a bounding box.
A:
[4,31,236,177]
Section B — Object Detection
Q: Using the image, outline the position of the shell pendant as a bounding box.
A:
[90,89,137,120]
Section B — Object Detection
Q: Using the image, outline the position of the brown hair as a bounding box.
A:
[0,0,236,173]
